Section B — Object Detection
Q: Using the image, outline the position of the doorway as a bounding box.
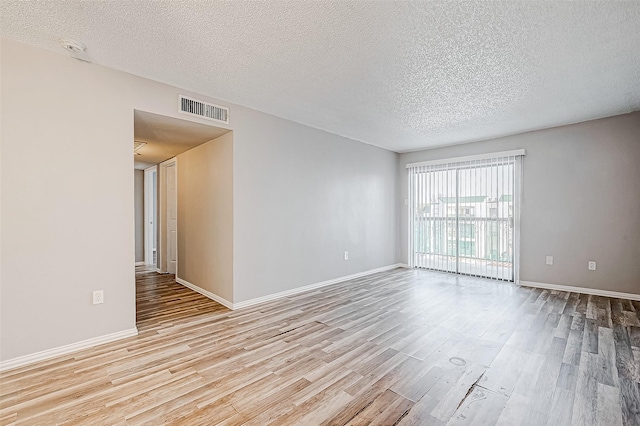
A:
[134,110,229,276]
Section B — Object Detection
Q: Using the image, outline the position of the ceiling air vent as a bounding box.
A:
[178,95,229,124]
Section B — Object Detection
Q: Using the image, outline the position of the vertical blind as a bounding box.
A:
[407,150,524,282]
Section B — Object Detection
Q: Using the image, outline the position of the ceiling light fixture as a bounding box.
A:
[134,140,147,155]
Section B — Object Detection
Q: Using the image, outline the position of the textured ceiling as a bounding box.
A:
[2,1,640,152]
[134,110,229,170]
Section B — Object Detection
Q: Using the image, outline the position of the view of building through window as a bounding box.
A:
[411,159,515,281]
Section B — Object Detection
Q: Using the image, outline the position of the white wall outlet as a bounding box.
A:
[344,251,349,261]
[93,290,104,304]
[545,256,554,265]
[588,261,597,271]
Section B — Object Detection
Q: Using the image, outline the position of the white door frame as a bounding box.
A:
[158,157,178,275]
[143,165,157,268]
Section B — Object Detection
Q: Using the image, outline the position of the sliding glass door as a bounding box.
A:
[408,151,524,282]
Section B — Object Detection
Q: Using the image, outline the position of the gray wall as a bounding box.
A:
[134,169,144,263]
[177,132,234,302]
[398,112,640,294]
[232,114,399,303]
[0,38,397,362]
[2,39,138,361]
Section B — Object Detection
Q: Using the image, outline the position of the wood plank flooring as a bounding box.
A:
[1,267,639,425]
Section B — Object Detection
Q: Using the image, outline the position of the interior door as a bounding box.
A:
[166,162,177,274]
[144,166,158,267]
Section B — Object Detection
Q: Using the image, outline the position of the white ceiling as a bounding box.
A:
[134,110,230,170]
[2,1,639,152]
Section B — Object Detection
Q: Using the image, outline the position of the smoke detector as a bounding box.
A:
[60,39,91,62]
[61,39,85,53]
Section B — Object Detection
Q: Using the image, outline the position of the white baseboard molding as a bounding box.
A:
[134,261,145,266]
[176,264,405,311]
[398,263,410,268]
[233,263,406,310]
[0,327,139,372]
[175,278,234,310]
[519,280,640,301]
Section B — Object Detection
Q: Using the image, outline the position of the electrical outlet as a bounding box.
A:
[344,251,349,261]
[93,290,104,304]
[588,261,597,271]
[546,256,554,265]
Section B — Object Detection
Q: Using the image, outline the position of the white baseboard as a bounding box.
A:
[0,327,139,372]
[176,264,405,311]
[519,280,640,301]
[134,261,145,266]
[233,263,405,310]
[175,278,234,310]
[398,263,410,268]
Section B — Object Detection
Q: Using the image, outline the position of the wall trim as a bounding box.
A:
[0,327,139,372]
[134,261,145,266]
[175,277,234,310]
[519,280,640,301]
[176,264,405,311]
[233,263,405,310]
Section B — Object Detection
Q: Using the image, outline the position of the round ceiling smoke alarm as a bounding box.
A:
[60,39,91,63]
[60,39,86,54]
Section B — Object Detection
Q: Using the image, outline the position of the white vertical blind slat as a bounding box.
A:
[510,156,515,280]
[409,167,414,268]
[419,166,424,270]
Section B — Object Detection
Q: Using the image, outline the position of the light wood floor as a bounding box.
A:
[1,267,639,425]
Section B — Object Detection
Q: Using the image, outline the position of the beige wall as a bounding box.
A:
[177,132,234,301]
[398,112,640,294]
[134,169,144,262]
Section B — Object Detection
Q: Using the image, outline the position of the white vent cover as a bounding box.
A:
[178,95,229,124]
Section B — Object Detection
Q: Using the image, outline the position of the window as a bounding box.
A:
[407,150,524,282]
[459,223,475,239]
